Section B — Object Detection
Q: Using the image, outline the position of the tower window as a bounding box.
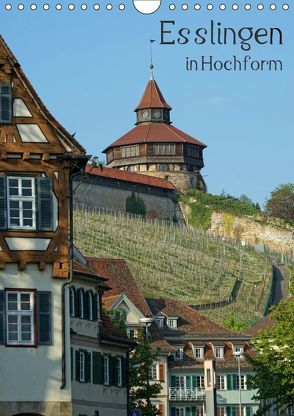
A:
[0,84,12,123]
[154,144,175,156]
[186,145,200,158]
[121,145,139,158]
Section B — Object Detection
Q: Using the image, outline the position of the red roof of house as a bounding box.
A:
[85,164,175,190]
[103,123,206,151]
[135,78,172,111]
[88,257,153,318]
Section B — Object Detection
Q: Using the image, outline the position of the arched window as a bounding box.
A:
[69,286,76,317]
[78,288,85,319]
[88,290,93,321]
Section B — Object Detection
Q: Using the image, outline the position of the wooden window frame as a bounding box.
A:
[194,347,204,359]
[149,363,158,380]
[7,176,36,230]
[116,357,122,386]
[5,288,37,347]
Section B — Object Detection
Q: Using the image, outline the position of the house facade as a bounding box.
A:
[0,36,87,415]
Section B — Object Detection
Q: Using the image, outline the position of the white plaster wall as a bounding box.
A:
[0,263,71,402]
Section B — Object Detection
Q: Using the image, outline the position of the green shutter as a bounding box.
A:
[0,291,6,344]
[37,176,53,231]
[121,356,127,387]
[109,355,115,385]
[192,375,197,388]
[38,291,52,345]
[191,406,196,416]
[76,350,80,382]
[186,376,192,388]
[245,407,252,416]
[186,407,192,416]
[71,348,73,381]
[0,176,7,230]
[0,84,12,123]
[75,289,80,317]
[93,293,98,320]
[92,352,104,384]
[227,375,232,390]
[84,291,89,320]
[226,407,231,416]
[171,375,176,387]
[85,351,91,383]
[170,408,176,416]
[233,374,238,390]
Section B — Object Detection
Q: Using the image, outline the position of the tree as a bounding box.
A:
[247,296,294,415]
[129,331,162,416]
[126,192,147,216]
[265,183,294,222]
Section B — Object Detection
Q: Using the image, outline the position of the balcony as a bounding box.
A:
[169,387,205,401]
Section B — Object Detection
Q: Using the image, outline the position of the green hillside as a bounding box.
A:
[74,207,274,328]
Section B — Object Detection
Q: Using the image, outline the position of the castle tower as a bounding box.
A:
[103,73,207,192]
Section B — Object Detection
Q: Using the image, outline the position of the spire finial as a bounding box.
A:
[149,39,155,79]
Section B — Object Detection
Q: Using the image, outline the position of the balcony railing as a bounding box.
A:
[169,387,205,401]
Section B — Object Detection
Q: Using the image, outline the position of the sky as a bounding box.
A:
[0,2,293,207]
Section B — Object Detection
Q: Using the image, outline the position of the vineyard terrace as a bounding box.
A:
[160,21,283,52]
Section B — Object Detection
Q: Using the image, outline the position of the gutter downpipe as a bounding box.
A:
[60,168,82,390]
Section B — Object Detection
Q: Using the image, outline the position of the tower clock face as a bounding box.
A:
[153,110,161,119]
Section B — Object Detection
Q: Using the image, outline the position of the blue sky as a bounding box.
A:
[0,3,293,206]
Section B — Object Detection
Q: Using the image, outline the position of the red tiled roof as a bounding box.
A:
[103,294,121,310]
[88,258,153,318]
[146,298,246,338]
[135,78,172,111]
[103,123,206,150]
[100,312,134,346]
[73,259,108,281]
[85,165,175,190]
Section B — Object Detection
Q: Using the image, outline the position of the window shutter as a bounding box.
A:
[0,176,7,230]
[37,176,53,231]
[170,408,176,416]
[186,407,192,416]
[75,289,80,317]
[159,363,165,381]
[121,356,127,387]
[233,374,238,390]
[186,375,192,388]
[192,375,197,388]
[227,375,232,390]
[93,352,104,384]
[38,291,52,345]
[170,375,176,387]
[191,407,196,416]
[84,290,89,320]
[76,350,80,382]
[226,407,231,416]
[93,293,98,321]
[71,347,73,381]
[158,403,164,416]
[0,84,12,123]
[85,351,91,383]
[109,355,115,385]
[0,291,6,344]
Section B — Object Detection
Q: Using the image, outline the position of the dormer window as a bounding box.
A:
[214,347,224,359]
[233,346,244,355]
[173,347,183,360]
[155,317,164,328]
[167,317,178,329]
[0,84,12,123]
[193,347,204,359]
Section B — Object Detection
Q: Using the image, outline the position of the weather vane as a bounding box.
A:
[149,39,155,79]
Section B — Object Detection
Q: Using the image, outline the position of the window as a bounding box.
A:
[217,375,226,390]
[104,356,109,385]
[227,374,247,390]
[167,318,177,328]
[149,364,157,380]
[0,84,12,123]
[76,349,91,383]
[196,375,205,389]
[96,293,101,321]
[173,347,183,360]
[0,290,52,346]
[0,175,54,231]
[175,407,185,416]
[214,347,224,359]
[79,289,84,319]
[6,291,34,345]
[194,347,204,359]
[233,346,244,355]
[155,318,164,327]
[88,291,93,321]
[7,177,36,229]
[217,407,225,416]
[116,357,122,386]
[121,145,139,158]
[154,144,176,156]
[186,145,200,158]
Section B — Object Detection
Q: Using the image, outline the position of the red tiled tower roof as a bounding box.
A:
[135,77,172,111]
